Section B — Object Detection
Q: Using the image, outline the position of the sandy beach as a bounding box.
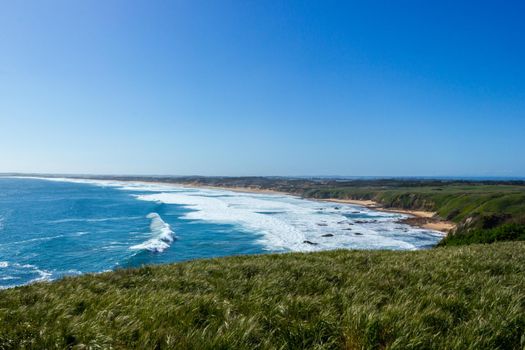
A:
[317,198,454,233]
[422,221,456,232]
[138,181,455,233]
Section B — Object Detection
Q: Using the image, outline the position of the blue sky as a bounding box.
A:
[1,1,524,176]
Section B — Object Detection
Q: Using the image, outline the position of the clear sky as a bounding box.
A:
[1,1,524,176]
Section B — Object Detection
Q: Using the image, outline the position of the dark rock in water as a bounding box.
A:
[355,220,377,224]
[337,221,346,224]
[354,232,363,236]
[322,234,334,237]
[317,223,328,226]
[303,240,318,245]
[351,211,360,214]
[343,228,352,231]
[334,206,340,210]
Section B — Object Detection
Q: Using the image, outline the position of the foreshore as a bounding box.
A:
[317,198,454,233]
[139,180,455,233]
[10,176,457,233]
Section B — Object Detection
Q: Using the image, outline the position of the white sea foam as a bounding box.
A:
[31,269,52,283]
[0,261,8,268]
[134,189,442,252]
[130,213,175,253]
[0,262,52,289]
[1,276,18,281]
[24,176,443,252]
[11,176,181,193]
[0,234,66,247]
[49,216,142,224]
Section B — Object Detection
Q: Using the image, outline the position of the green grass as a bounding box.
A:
[439,224,525,246]
[2,243,525,349]
[301,185,525,225]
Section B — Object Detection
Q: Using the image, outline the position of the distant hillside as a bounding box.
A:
[1,242,524,349]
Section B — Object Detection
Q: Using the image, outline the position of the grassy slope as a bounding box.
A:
[301,184,525,244]
[439,223,525,246]
[1,243,525,349]
[297,184,525,223]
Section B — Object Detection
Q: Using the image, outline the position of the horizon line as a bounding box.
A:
[2,172,525,181]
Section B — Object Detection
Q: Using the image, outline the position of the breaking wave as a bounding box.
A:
[0,262,52,290]
[130,213,175,253]
[12,176,443,253]
[134,190,443,252]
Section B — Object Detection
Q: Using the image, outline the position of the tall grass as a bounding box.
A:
[439,224,525,246]
[1,242,525,349]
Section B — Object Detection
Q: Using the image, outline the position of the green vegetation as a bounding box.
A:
[299,183,525,242]
[1,242,525,349]
[439,223,525,246]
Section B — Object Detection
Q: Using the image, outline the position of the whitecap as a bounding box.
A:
[133,190,436,252]
[0,276,18,281]
[17,176,443,252]
[0,235,66,247]
[49,216,142,224]
[130,213,175,253]
[31,269,52,283]
[0,263,53,289]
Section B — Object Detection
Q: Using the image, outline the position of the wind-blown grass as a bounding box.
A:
[1,242,525,349]
[438,223,525,246]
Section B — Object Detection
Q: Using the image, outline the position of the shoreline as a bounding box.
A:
[10,176,455,234]
[316,198,454,233]
[137,180,455,233]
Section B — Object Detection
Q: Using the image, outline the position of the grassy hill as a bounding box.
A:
[1,242,524,349]
[300,183,525,224]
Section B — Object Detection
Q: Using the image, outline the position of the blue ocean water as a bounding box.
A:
[0,177,443,288]
[0,178,264,288]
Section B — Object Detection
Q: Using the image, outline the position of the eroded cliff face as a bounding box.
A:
[448,213,516,236]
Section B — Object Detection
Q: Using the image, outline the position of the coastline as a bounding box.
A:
[137,180,455,234]
[11,176,454,234]
[176,183,285,195]
[318,198,454,233]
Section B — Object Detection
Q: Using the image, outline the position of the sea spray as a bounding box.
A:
[130,213,175,253]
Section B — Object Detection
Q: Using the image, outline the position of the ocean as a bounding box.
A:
[0,177,443,288]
